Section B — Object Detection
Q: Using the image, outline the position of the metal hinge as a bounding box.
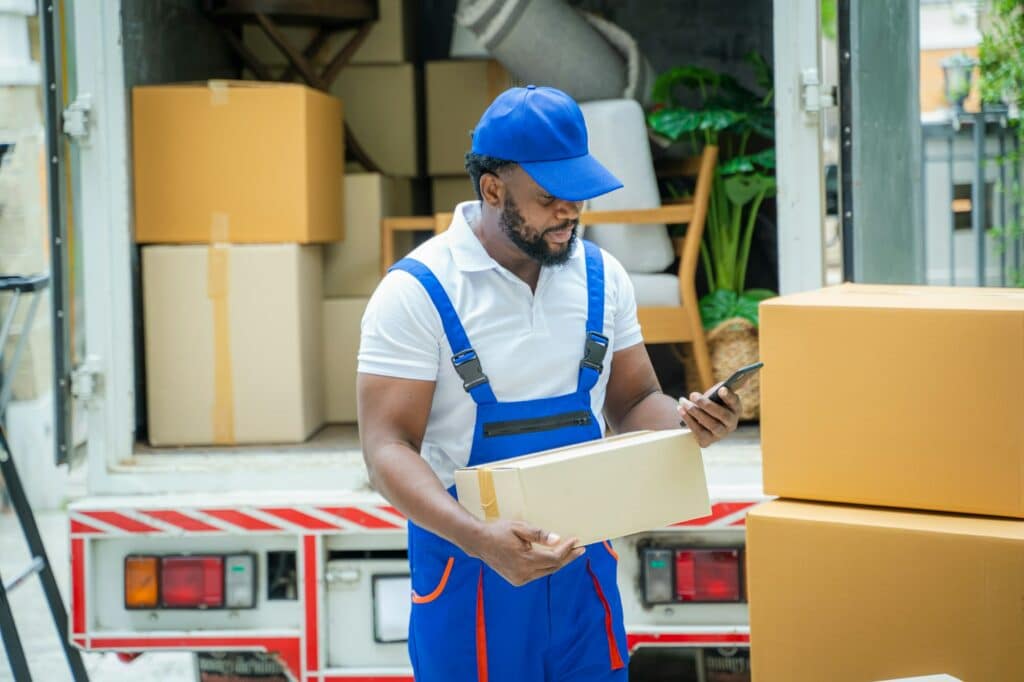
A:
[801,69,836,113]
[62,94,92,140]
[70,355,103,404]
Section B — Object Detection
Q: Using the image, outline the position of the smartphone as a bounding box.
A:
[708,361,763,406]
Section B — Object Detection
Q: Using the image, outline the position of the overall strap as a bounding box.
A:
[577,240,609,394]
[389,258,498,405]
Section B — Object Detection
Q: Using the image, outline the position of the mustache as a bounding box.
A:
[543,220,579,235]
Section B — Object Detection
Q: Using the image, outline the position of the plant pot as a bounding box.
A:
[678,317,761,421]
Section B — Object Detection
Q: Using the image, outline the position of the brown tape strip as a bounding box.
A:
[477,468,499,521]
[208,80,229,106]
[207,246,235,444]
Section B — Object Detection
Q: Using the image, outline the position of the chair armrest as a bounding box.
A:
[579,204,694,226]
[380,216,435,276]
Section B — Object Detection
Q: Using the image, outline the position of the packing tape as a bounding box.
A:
[477,468,499,521]
[207,246,235,444]
[208,80,230,106]
[210,212,230,244]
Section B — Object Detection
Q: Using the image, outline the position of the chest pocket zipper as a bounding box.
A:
[482,410,592,438]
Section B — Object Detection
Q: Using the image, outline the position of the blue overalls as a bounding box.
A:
[390,240,629,682]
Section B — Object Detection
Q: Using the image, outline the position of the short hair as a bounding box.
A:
[464,152,517,200]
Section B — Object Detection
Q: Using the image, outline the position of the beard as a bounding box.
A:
[500,196,578,266]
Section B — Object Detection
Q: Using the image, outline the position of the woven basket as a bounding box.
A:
[679,317,761,421]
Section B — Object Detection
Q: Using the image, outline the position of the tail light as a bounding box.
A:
[675,549,742,602]
[124,553,256,610]
[161,556,224,608]
[641,547,744,605]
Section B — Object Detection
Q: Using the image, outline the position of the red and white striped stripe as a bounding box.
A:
[69,504,408,536]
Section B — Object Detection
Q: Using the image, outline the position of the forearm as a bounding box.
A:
[366,442,484,553]
[609,390,682,433]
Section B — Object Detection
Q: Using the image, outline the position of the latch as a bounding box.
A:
[62,94,92,141]
[70,355,103,404]
[801,69,836,113]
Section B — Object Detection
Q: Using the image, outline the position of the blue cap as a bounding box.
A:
[471,85,623,202]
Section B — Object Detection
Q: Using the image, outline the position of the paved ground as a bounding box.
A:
[0,509,194,681]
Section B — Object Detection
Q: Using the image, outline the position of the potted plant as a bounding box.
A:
[647,54,777,418]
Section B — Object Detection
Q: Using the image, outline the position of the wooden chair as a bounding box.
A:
[378,145,717,389]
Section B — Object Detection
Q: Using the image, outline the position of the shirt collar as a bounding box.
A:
[447,200,584,273]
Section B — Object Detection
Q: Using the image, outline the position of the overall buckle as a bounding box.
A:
[452,349,489,391]
[580,332,609,373]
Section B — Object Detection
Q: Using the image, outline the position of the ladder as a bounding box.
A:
[0,274,88,681]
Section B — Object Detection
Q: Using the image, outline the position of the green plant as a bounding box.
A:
[647,54,777,330]
[980,0,1024,286]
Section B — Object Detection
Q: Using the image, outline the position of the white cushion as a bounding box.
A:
[629,273,680,307]
[580,99,674,274]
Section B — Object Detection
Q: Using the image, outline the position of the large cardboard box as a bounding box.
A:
[426,60,517,175]
[143,244,324,446]
[746,500,1024,682]
[323,298,369,423]
[329,64,419,178]
[431,175,475,212]
[241,0,413,66]
[760,283,1024,518]
[324,173,413,297]
[133,82,343,244]
[455,430,710,546]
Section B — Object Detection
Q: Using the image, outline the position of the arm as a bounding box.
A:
[602,342,740,447]
[357,372,584,585]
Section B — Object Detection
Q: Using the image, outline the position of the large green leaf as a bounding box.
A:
[650,65,762,108]
[718,149,776,177]
[743,288,777,302]
[734,295,761,326]
[724,174,772,206]
[647,108,747,142]
[699,289,739,330]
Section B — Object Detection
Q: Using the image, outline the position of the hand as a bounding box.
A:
[464,519,585,587]
[678,384,741,447]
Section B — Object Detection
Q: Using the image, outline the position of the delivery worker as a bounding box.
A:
[357,85,741,682]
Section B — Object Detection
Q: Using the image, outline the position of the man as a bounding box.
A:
[357,85,741,682]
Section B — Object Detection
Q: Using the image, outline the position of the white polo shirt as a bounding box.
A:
[358,201,644,488]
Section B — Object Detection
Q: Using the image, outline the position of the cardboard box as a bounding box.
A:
[746,500,1024,682]
[324,173,413,297]
[143,244,323,446]
[431,175,476,212]
[323,298,369,423]
[760,283,1024,518]
[426,60,517,175]
[241,0,413,66]
[455,430,710,546]
[132,82,343,244]
[329,64,419,177]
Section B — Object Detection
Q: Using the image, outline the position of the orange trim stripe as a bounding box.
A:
[476,568,488,682]
[603,540,619,561]
[411,557,454,604]
[587,560,625,671]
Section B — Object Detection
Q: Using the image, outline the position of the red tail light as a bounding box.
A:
[161,556,224,608]
[675,549,742,602]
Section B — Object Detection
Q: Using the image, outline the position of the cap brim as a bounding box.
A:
[519,153,623,202]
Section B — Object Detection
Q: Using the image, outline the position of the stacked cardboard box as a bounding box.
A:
[241,0,418,179]
[134,81,341,446]
[425,60,518,211]
[748,284,1024,682]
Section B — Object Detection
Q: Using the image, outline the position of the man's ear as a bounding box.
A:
[479,172,505,209]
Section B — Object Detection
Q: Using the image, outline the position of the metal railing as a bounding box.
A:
[922,110,1022,287]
